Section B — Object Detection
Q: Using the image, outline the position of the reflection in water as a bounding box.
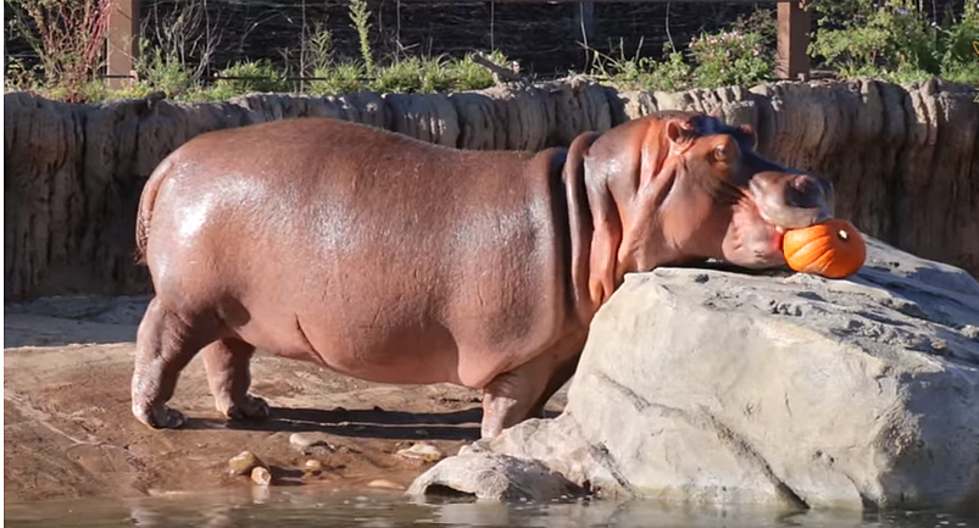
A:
[4,486,978,528]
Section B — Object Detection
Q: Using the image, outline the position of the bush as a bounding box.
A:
[589,41,692,91]
[810,0,978,83]
[307,63,367,96]
[447,51,511,91]
[210,59,292,97]
[6,0,112,103]
[688,29,772,88]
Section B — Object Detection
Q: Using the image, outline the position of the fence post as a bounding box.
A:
[776,0,810,80]
[106,0,139,88]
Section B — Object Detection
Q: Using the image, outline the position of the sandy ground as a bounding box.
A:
[3,295,567,503]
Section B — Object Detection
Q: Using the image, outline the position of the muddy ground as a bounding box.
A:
[3,295,568,503]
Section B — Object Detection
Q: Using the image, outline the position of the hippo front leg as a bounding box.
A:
[201,338,270,422]
[480,346,583,438]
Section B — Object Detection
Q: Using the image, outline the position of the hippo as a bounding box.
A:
[132,110,833,439]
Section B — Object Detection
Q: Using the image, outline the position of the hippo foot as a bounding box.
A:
[223,395,270,422]
[134,404,187,429]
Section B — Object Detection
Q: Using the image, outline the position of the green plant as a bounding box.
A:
[307,63,367,95]
[4,57,42,92]
[130,37,196,97]
[810,0,979,83]
[212,60,292,97]
[302,22,334,74]
[349,0,374,73]
[688,29,772,88]
[446,51,511,91]
[370,55,451,93]
[588,40,692,91]
[7,0,112,103]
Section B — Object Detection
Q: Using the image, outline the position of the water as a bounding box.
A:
[6,486,979,528]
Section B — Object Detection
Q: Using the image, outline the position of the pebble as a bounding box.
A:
[304,459,323,472]
[396,442,445,463]
[289,432,335,455]
[366,479,405,491]
[228,451,265,476]
[250,466,272,487]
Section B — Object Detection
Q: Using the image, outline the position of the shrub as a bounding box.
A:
[211,59,292,97]
[589,40,692,91]
[810,0,978,82]
[349,0,374,73]
[307,63,366,96]
[7,0,112,103]
[688,29,772,88]
[131,38,196,97]
[447,51,512,91]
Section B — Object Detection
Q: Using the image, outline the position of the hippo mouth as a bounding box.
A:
[750,174,833,232]
[721,172,833,268]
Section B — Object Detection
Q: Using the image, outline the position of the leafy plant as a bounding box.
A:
[447,51,511,91]
[808,0,975,81]
[307,63,366,95]
[130,37,196,97]
[349,0,374,73]
[589,40,692,91]
[370,55,448,93]
[688,29,772,88]
[7,0,112,103]
[302,22,334,74]
[212,59,292,96]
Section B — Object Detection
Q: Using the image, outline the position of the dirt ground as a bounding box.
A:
[3,295,568,503]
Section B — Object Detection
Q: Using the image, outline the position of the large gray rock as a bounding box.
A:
[410,237,979,511]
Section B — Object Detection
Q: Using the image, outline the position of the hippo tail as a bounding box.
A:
[134,157,174,265]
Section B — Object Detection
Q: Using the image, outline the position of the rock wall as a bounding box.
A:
[4,78,977,301]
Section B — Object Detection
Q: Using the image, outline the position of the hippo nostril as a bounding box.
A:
[785,176,825,209]
[750,172,833,229]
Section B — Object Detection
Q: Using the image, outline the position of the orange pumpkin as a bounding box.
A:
[782,218,866,279]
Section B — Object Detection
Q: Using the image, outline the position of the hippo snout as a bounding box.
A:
[749,172,834,230]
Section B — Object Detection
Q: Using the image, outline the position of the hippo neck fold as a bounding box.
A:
[559,122,687,326]
[560,131,626,326]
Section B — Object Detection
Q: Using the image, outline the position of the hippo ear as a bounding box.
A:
[737,124,758,150]
[665,120,687,153]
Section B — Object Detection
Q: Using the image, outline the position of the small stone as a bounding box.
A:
[366,479,405,491]
[289,432,334,454]
[396,442,445,463]
[251,466,272,486]
[304,459,323,472]
[228,451,264,476]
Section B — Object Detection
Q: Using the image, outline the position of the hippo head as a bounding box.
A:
[569,110,835,315]
[645,112,835,269]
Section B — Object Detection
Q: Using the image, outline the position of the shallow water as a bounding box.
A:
[6,487,979,528]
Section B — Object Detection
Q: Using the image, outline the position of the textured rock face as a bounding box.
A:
[4,78,978,300]
[410,238,979,511]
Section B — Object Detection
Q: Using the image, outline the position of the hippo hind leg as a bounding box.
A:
[201,338,269,422]
[132,296,222,429]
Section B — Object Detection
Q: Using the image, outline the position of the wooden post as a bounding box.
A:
[776,0,810,80]
[106,0,138,88]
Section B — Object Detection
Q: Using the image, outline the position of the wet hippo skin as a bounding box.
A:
[132,111,833,438]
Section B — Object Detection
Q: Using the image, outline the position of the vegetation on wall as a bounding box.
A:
[4,0,978,104]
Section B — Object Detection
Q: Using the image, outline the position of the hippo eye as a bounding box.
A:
[712,143,730,163]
